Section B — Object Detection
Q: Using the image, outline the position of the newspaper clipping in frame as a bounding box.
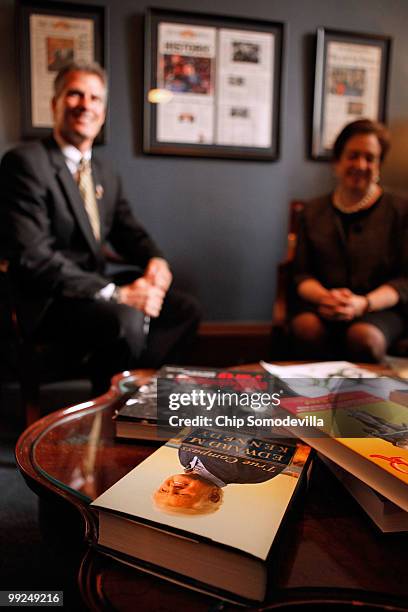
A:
[157,22,216,144]
[216,28,274,148]
[30,13,94,127]
[322,41,382,150]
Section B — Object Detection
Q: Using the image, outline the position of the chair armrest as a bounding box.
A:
[272,260,293,329]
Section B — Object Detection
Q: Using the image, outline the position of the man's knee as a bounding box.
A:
[346,323,386,362]
[179,293,202,327]
[114,304,146,356]
[88,302,146,361]
[162,289,202,328]
[141,290,201,368]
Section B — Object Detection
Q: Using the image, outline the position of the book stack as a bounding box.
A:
[261,360,408,532]
[319,454,408,533]
[114,365,273,441]
[114,374,163,441]
[92,426,311,604]
[96,359,408,605]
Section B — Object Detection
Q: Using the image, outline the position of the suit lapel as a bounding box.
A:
[44,136,99,255]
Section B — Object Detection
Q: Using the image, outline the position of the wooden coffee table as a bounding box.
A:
[15,365,408,611]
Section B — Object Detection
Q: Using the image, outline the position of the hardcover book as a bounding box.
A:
[320,454,408,533]
[114,366,271,441]
[261,360,408,512]
[114,374,163,441]
[91,427,311,603]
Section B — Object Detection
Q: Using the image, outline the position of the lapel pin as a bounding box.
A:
[95,184,104,200]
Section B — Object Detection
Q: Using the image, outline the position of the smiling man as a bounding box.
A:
[53,68,107,151]
[0,61,201,394]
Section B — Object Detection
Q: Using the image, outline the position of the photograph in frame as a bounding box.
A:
[144,8,284,161]
[311,27,391,160]
[18,0,107,142]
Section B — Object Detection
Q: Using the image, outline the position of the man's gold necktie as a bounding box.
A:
[77,158,101,241]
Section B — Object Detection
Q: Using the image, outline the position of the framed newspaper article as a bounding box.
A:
[144,8,284,160]
[312,27,391,160]
[17,0,107,141]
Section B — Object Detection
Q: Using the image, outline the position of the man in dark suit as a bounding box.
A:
[0,61,200,393]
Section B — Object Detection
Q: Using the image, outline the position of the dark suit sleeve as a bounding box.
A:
[102,167,164,267]
[0,149,109,298]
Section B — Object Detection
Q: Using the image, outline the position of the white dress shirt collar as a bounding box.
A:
[184,456,227,488]
[53,131,92,175]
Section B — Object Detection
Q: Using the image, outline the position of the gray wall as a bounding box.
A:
[1,0,408,321]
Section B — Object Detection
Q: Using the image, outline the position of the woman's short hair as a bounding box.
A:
[332,119,391,162]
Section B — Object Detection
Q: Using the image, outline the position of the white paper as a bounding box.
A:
[260,360,377,379]
[322,41,382,150]
[30,13,94,127]
[156,22,216,144]
[260,360,407,402]
[216,29,274,147]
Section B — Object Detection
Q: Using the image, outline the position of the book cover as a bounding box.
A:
[91,427,311,603]
[261,361,408,511]
[114,366,271,441]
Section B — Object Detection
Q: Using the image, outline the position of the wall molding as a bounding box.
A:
[199,321,272,337]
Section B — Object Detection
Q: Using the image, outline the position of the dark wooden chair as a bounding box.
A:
[0,260,91,426]
[0,246,148,426]
[270,200,408,361]
[270,200,304,359]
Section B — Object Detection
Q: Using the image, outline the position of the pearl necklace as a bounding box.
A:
[332,183,380,214]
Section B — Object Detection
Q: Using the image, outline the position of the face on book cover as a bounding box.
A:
[153,474,223,515]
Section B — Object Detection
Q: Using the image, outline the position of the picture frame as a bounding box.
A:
[17,0,107,142]
[311,27,391,160]
[144,7,284,160]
